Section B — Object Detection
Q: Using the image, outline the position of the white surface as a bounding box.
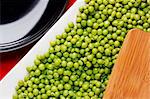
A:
[0,0,85,98]
[0,0,49,43]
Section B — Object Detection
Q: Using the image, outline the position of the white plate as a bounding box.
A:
[0,0,85,98]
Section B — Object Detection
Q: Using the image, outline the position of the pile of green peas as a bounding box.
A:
[13,0,150,99]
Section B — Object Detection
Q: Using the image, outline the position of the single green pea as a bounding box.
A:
[38,64,45,71]
[86,75,91,80]
[103,29,109,35]
[40,88,46,94]
[99,4,105,11]
[84,9,89,14]
[56,34,62,39]
[104,21,110,28]
[97,0,102,4]
[117,36,124,41]
[111,11,116,17]
[143,23,149,28]
[100,40,106,46]
[87,20,93,27]
[112,48,118,55]
[107,9,113,15]
[84,0,90,3]
[28,93,34,98]
[81,13,87,19]
[86,61,92,68]
[88,6,94,13]
[81,20,87,27]
[114,41,120,47]
[70,75,77,81]
[65,27,71,33]
[64,83,71,90]
[18,80,24,87]
[12,95,18,99]
[94,13,100,19]
[92,48,98,54]
[63,76,69,82]
[76,17,82,23]
[54,58,61,66]
[105,48,111,56]
[94,42,99,48]
[112,33,117,40]
[34,59,41,66]
[51,86,58,92]
[97,59,103,65]
[116,12,122,18]
[89,0,95,5]
[102,9,108,15]
[77,29,83,35]
[41,94,48,99]
[93,23,99,29]
[79,6,84,12]
[81,42,88,48]
[89,91,94,97]
[112,20,118,26]
[109,0,115,4]
[101,14,106,20]
[140,2,147,8]
[63,90,69,96]
[67,61,74,68]
[131,7,137,14]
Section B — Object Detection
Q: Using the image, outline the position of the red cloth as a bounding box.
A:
[0,0,76,80]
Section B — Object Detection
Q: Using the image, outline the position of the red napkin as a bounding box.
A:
[0,0,76,80]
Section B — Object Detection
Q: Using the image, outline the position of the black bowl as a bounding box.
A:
[0,0,68,53]
[1,0,39,24]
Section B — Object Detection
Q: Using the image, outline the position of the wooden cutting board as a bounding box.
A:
[103,29,150,99]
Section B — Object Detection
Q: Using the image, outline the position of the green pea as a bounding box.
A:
[103,29,109,35]
[99,4,105,11]
[67,61,74,68]
[77,29,83,35]
[76,17,82,23]
[63,90,69,96]
[64,83,71,90]
[143,23,149,28]
[105,48,111,56]
[89,91,94,97]
[104,21,110,27]
[84,0,90,3]
[65,27,71,33]
[82,42,88,48]
[86,61,92,68]
[114,41,120,47]
[28,93,34,98]
[41,94,48,99]
[81,13,87,19]
[93,23,99,29]
[63,76,69,82]
[88,6,94,13]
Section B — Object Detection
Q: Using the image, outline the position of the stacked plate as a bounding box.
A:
[0,0,68,52]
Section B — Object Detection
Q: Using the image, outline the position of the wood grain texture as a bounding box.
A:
[103,29,150,99]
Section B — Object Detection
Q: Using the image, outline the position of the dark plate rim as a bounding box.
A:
[0,0,68,53]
